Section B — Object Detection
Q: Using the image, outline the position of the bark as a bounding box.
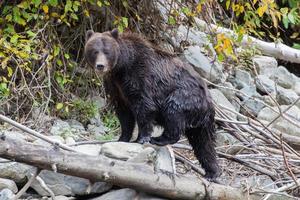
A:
[0,135,252,200]
[196,19,300,64]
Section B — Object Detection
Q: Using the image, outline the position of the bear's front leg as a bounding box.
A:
[135,118,153,144]
[116,106,135,142]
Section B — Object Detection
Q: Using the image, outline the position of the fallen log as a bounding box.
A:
[195,19,300,64]
[0,134,252,200]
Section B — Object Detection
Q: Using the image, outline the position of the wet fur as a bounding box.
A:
[86,31,220,179]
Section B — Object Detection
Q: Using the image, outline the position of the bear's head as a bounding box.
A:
[84,29,120,73]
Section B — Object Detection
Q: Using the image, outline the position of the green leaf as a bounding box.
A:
[53,46,60,57]
[32,0,41,7]
[26,30,36,37]
[48,0,58,6]
[64,53,70,59]
[65,0,73,12]
[288,12,296,24]
[10,34,19,44]
[56,103,64,110]
[71,13,78,20]
[122,17,128,27]
[293,43,300,50]
[97,1,103,7]
[168,16,176,25]
[283,15,289,28]
[7,67,13,77]
[182,7,190,15]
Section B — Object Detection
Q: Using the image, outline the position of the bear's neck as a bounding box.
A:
[114,38,153,71]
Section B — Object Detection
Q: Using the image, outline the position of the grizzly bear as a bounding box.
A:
[84,29,220,180]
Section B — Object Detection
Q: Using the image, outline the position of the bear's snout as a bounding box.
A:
[96,64,105,70]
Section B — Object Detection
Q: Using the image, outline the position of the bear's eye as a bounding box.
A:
[93,50,99,55]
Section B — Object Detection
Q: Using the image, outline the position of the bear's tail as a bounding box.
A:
[185,110,220,180]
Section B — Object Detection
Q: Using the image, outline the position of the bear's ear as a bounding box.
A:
[86,30,94,41]
[110,28,119,39]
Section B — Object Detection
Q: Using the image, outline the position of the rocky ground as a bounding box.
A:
[1,22,300,200]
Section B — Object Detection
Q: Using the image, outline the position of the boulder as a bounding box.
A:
[252,56,277,76]
[184,46,224,83]
[30,170,112,196]
[100,142,144,160]
[255,75,276,94]
[270,66,295,89]
[257,105,300,137]
[0,178,18,193]
[209,89,237,119]
[277,87,298,105]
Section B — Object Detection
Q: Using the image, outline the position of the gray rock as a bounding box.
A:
[252,56,277,76]
[210,89,237,119]
[258,105,300,137]
[0,159,32,184]
[218,82,236,101]
[240,98,265,117]
[154,146,175,173]
[50,119,88,139]
[0,189,15,200]
[100,142,144,160]
[236,86,259,101]
[87,124,106,137]
[262,95,277,107]
[127,147,156,164]
[277,87,298,105]
[216,132,238,147]
[184,46,224,83]
[175,25,214,52]
[30,170,112,196]
[230,97,241,113]
[0,178,18,193]
[270,66,295,89]
[139,192,168,200]
[293,81,300,95]
[90,188,137,200]
[0,131,29,142]
[74,144,102,156]
[234,69,253,89]
[255,75,276,94]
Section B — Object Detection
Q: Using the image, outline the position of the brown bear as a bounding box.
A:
[84,29,220,180]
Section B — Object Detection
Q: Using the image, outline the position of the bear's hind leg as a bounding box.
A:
[116,106,135,142]
[151,113,185,146]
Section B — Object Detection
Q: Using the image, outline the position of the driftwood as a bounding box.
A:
[195,19,300,64]
[0,135,251,200]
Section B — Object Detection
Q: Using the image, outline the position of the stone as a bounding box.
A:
[210,89,237,119]
[50,119,88,139]
[230,97,241,113]
[240,98,265,117]
[154,146,175,173]
[270,66,295,89]
[258,105,300,137]
[100,142,144,160]
[0,178,18,193]
[74,144,101,156]
[255,75,276,94]
[277,87,298,105]
[218,82,236,101]
[90,188,137,200]
[127,147,156,164]
[216,132,238,147]
[139,193,168,200]
[234,69,253,89]
[87,124,106,137]
[184,46,224,83]
[0,189,15,200]
[30,170,112,196]
[236,86,259,101]
[0,159,32,184]
[252,56,277,76]
[293,81,300,95]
